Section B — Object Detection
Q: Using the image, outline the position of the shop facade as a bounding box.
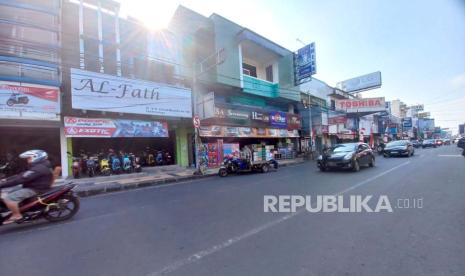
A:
[59,0,194,177]
[0,0,63,174]
[196,91,301,168]
[61,68,192,175]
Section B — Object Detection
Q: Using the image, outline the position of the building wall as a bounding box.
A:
[0,0,61,86]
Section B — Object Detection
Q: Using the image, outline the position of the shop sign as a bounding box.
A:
[215,107,249,120]
[199,125,299,138]
[335,97,386,113]
[294,42,316,85]
[336,71,382,93]
[0,82,60,121]
[251,111,270,122]
[64,116,168,138]
[70,68,192,118]
[287,114,302,130]
[270,111,287,128]
[328,116,347,125]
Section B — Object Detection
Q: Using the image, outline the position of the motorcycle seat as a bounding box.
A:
[40,186,65,197]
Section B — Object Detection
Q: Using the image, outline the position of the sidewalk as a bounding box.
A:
[58,158,307,197]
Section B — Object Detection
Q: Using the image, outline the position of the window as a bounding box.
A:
[242,63,257,77]
[330,99,336,110]
[266,65,273,82]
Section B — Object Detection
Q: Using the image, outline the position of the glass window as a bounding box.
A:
[242,63,257,77]
[0,61,58,82]
[0,6,57,30]
[266,65,273,82]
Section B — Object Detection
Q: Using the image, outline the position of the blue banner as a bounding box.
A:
[295,42,316,84]
[270,111,287,128]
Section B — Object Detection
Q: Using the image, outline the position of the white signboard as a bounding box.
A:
[335,97,386,113]
[336,71,382,93]
[0,82,60,121]
[71,68,192,118]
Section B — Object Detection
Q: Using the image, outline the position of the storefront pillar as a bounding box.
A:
[60,127,69,178]
[66,137,73,178]
[175,127,189,167]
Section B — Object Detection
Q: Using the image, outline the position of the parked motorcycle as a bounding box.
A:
[130,153,142,173]
[67,153,82,179]
[99,157,111,176]
[121,154,133,173]
[0,183,79,225]
[6,93,29,107]
[110,155,122,174]
[86,156,97,177]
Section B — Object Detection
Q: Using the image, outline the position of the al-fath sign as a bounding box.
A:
[335,97,386,113]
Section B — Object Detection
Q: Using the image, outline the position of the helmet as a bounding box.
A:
[19,150,48,165]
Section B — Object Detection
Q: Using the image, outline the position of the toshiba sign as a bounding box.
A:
[335,97,386,113]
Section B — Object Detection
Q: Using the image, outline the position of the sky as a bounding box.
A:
[120,0,465,134]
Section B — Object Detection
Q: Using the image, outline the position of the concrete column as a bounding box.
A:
[97,1,104,73]
[238,44,244,88]
[79,0,85,69]
[114,6,122,76]
[175,127,189,167]
[59,127,69,178]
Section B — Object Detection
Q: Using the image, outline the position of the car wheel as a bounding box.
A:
[261,164,269,173]
[352,160,360,172]
[369,157,375,167]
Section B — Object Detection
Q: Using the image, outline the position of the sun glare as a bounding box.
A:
[126,1,175,30]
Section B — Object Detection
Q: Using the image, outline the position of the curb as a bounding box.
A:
[74,160,308,198]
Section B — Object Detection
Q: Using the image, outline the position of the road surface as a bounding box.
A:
[1,145,464,276]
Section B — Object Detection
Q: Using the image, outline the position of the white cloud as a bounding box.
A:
[450,73,465,89]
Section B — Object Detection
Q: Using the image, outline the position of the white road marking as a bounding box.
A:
[148,161,411,276]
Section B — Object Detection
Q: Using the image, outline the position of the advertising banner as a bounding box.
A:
[251,111,270,123]
[70,68,192,118]
[0,82,60,121]
[199,125,299,138]
[270,111,287,128]
[402,117,413,128]
[328,116,347,125]
[215,107,250,120]
[64,116,168,138]
[335,97,386,113]
[336,71,382,93]
[294,42,316,85]
[287,114,302,130]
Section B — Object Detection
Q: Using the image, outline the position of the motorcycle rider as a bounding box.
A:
[0,150,53,224]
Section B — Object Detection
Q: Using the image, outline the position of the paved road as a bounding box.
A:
[1,145,464,276]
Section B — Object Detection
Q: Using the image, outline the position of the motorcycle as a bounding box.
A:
[86,156,97,177]
[0,183,80,225]
[130,153,142,173]
[69,154,81,179]
[122,154,133,173]
[110,155,122,174]
[218,156,278,177]
[98,155,111,176]
[6,93,29,107]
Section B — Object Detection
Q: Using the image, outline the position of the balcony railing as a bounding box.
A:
[242,75,279,98]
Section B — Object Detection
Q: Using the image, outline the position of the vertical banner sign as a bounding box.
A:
[294,42,316,85]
